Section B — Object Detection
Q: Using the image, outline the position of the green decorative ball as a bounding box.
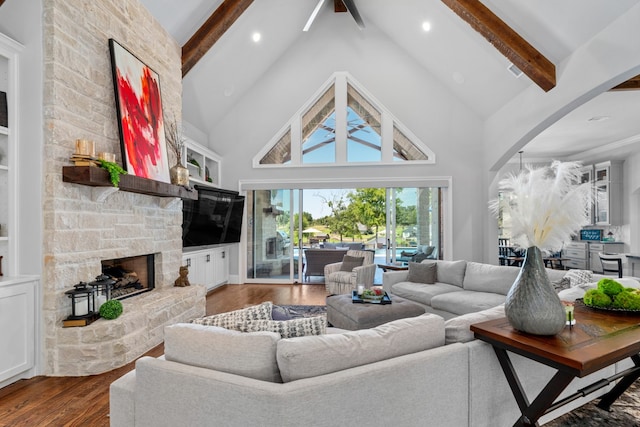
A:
[99,299,123,319]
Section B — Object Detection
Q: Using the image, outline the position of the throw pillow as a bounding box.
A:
[276,314,445,382]
[190,301,273,329]
[563,269,593,288]
[406,261,437,284]
[235,316,327,338]
[551,276,571,292]
[340,255,364,272]
[164,323,282,382]
[271,305,308,320]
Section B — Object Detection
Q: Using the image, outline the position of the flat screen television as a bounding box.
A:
[182,185,245,248]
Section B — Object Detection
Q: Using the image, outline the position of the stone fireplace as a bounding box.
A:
[41,0,207,376]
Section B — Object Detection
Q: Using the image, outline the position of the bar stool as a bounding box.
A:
[598,253,624,278]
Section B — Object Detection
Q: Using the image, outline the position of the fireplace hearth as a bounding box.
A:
[101,253,155,300]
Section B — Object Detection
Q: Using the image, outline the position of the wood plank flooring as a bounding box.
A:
[0,283,327,427]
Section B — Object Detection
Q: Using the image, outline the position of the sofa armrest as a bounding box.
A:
[382,270,409,293]
[109,368,137,427]
[353,263,376,287]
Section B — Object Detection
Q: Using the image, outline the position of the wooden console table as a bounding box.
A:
[471,304,640,426]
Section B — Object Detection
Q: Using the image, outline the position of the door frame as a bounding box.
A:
[239,177,452,283]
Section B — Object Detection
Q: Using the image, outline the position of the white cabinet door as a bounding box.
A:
[212,246,229,287]
[183,250,215,290]
[0,278,35,385]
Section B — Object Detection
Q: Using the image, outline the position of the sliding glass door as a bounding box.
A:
[245,185,443,284]
[386,187,441,265]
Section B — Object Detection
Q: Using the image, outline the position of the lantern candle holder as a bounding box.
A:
[63,282,99,327]
[90,274,116,309]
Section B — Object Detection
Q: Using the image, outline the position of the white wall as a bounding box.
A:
[203,16,487,273]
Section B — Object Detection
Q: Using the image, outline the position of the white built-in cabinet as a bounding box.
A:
[0,277,37,387]
[593,161,622,226]
[182,246,229,292]
[183,138,221,188]
[0,33,39,388]
[0,33,22,277]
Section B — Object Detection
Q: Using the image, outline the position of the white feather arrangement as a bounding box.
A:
[489,161,593,254]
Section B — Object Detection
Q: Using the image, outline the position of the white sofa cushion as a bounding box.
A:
[190,301,272,328]
[164,323,282,382]
[276,313,445,382]
[391,281,463,305]
[462,262,520,295]
[431,291,505,316]
[422,260,467,287]
[444,304,506,344]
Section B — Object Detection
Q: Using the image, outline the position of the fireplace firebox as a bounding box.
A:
[101,253,155,300]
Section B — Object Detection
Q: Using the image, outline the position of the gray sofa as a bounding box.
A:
[382,259,607,320]
[110,294,619,427]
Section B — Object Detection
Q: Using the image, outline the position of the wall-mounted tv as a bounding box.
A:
[182,185,245,248]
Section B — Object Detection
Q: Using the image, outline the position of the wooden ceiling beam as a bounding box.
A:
[610,75,640,91]
[182,0,254,77]
[441,0,556,92]
[334,0,347,13]
[0,1,5,6]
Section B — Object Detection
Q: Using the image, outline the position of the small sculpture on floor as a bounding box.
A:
[174,265,190,287]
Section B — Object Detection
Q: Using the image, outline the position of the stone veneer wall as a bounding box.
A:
[42,0,203,376]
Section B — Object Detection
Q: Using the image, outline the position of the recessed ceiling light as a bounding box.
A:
[587,115,610,122]
[422,21,432,32]
[507,62,523,78]
[252,32,261,43]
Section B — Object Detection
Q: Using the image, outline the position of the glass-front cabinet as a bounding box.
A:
[594,161,622,226]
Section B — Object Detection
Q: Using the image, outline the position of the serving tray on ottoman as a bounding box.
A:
[327,292,426,330]
[352,290,392,304]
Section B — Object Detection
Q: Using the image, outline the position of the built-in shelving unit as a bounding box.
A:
[62,166,198,200]
[184,138,221,187]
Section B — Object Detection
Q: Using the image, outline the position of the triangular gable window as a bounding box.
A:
[256,72,434,166]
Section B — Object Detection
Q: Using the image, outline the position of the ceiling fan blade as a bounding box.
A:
[341,0,365,30]
[303,0,327,32]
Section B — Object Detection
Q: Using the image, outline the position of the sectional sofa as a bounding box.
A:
[382,259,607,320]
[110,285,620,427]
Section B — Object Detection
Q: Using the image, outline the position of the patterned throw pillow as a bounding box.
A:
[551,276,571,293]
[563,269,593,288]
[340,255,364,272]
[406,261,437,284]
[235,316,327,338]
[191,301,273,329]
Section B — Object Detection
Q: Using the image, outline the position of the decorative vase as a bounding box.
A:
[504,246,566,335]
[170,163,189,186]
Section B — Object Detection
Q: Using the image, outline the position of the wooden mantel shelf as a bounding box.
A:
[62,166,197,200]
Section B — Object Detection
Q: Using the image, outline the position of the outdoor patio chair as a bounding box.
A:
[324,249,376,295]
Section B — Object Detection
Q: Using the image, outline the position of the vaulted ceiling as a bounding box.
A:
[140,0,640,164]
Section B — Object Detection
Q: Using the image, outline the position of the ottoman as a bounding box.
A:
[326,293,426,330]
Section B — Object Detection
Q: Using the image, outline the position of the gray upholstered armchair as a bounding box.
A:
[324,249,376,295]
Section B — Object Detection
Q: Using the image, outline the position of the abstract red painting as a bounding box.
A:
[109,39,170,183]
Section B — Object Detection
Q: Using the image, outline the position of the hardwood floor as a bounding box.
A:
[0,283,327,427]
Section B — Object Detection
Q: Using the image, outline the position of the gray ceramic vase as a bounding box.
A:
[504,246,566,335]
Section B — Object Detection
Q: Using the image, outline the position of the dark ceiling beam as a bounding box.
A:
[610,75,640,91]
[182,0,254,77]
[334,0,347,13]
[0,1,4,6]
[441,0,556,92]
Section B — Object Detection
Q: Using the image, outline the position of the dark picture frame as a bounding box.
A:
[108,39,170,183]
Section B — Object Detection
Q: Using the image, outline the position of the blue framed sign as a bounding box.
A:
[580,229,602,241]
